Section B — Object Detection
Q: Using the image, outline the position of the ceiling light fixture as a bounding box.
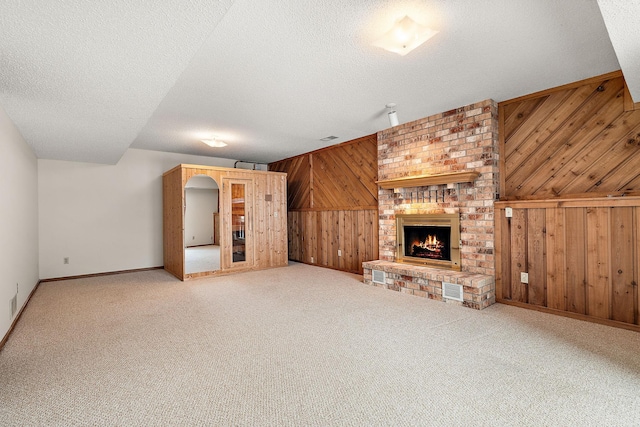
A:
[201,138,227,148]
[386,103,399,127]
[373,15,438,56]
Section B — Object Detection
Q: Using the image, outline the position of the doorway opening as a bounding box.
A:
[184,175,220,274]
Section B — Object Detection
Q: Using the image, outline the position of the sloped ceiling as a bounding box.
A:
[0,0,635,165]
[597,0,640,101]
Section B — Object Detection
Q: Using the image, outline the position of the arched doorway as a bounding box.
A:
[184,175,220,274]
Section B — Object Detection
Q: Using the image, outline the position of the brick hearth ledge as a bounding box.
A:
[363,260,495,310]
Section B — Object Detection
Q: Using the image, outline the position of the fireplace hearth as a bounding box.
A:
[396,214,460,270]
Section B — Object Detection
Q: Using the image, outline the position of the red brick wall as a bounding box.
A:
[377,99,499,276]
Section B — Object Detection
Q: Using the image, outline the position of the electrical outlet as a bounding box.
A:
[338,250,342,256]
[505,207,513,218]
[63,257,69,264]
[520,272,529,283]
[311,257,314,263]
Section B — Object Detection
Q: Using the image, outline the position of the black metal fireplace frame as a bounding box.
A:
[396,213,461,270]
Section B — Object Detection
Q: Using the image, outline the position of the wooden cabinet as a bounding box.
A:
[163,164,288,280]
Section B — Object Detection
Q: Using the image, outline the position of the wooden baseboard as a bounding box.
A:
[40,266,164,283]
[291,259,364,276]
[0,280,41,351]
[496,299,640,333]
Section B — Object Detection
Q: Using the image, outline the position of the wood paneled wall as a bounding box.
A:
[288,209,378,273]
[497,71,640,330]
[495,198,640,331]
[501,71,640,200]
[269,134,378,274]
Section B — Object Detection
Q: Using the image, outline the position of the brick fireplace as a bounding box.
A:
[363,99,499,309]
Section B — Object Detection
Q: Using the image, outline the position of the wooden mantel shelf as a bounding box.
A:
[376,171,480,189]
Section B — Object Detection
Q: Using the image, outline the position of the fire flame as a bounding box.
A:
[416,235,440,250]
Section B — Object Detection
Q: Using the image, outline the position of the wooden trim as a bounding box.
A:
[498,103,506,198]
[166,164,287,177]
[496,299,640,333]
[309,153,314,209]
[289,206,378,212]
[376,171,480,189]
[499,70,623,107]
[495,195,640,209]
[291,259,363,276]
[0,280,41,351]
[40,266,164,283]
[499,190,640,202]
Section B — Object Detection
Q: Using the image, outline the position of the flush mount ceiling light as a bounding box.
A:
[373,15,438,56]
[201,137,227,148]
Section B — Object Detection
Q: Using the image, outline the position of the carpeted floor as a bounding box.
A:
[185,244,220,274]
[1,262,639,426]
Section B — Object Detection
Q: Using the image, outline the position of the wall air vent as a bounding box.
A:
[442,282,463,302]
[372,270,386,284]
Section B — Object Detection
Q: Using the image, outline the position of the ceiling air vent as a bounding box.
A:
[372,270,386,284]
[442,282,463,302]
[320,136,338,141]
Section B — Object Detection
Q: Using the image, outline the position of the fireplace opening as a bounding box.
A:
[404,226,451,261]
[396,214,461,270]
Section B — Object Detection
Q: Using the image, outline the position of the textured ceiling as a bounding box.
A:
[0,0,635,165]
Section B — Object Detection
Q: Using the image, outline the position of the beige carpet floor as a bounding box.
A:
[185,245,220,274]
[1,262,639,426]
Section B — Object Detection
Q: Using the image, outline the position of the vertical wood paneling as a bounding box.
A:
[495,200,640,329]
[545,208,565,310]
[283,209,378,274]
[586,207,611,319]
[288,211,301,261]
[610,207,635,323]
[510,209,528,302]
[564,208,587,314]
[496,209,512,300]
[527,209,546,306]
[302,212,318,264]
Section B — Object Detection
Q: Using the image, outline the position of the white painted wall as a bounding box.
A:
[0,105,39,339]
[38,148,236,279]
[184,188,218,247]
